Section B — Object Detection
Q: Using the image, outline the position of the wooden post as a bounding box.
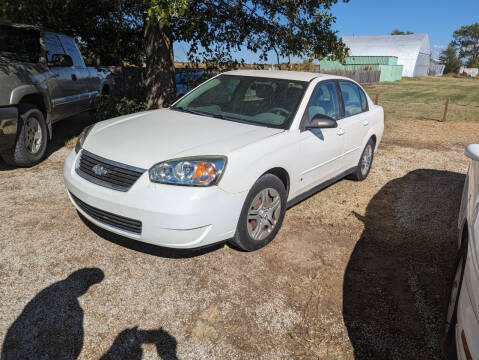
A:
[442,97,449,122]
[374,94,379,105]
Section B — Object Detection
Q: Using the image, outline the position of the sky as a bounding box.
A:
[173,0,479,64]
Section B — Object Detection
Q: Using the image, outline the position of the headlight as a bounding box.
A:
[149,157,227,186]
[75,125,94,153]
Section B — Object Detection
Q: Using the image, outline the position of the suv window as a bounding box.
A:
[59,35,85,67]
[0,25,40,63]
[339,81,363,117]
[45,32,65,63]
[306,81,341,121]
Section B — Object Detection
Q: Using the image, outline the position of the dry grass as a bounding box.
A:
[364,76,479,122]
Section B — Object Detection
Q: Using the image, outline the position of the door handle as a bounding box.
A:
[363,120,369,126]
[337,128,345,136]
[71,74,77,81]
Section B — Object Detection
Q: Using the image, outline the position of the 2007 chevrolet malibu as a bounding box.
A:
[63,70,384,251]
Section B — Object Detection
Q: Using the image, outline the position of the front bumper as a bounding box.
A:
[0,106,18,152]
[63,149,248,248]
[456,262,479,360]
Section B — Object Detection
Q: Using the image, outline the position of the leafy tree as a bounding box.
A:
[2,0,351,108]
[439,45,462,74]
[452,23,479,68]
[145,0,350,108]
[391,29,413,35]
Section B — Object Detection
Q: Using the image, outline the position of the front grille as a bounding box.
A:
[71,193,142,234]
[76,150,146,192]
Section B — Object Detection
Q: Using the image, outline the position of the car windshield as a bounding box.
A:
[0,25,40,63]
[172,75,308,129]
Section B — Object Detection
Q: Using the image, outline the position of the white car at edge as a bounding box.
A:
[63,70,384,251]
[446,144,479,359]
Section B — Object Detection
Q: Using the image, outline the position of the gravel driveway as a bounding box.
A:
[0,117,477,359]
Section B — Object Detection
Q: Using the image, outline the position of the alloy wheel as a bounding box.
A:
[361,144,373,176]
[23,116,42,154]
[247,188,282,241]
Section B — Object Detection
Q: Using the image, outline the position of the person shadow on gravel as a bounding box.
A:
[1,267,178,360]
[101,327,178,360]
[1,268,105,360]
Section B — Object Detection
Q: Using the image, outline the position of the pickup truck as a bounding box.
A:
[0,23,110,167]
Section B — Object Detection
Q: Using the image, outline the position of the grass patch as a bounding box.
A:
[363,77,479,122]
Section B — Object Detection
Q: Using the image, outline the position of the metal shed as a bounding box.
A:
[342,34,431,77]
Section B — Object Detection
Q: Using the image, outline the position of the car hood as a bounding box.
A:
[83,109,284,169]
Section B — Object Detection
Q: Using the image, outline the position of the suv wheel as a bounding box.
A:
[231,174,287,251]
[1,105,48,167]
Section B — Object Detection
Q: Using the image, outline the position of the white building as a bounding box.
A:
[342,34,431,77]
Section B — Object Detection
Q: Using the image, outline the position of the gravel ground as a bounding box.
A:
[0,117,477,359]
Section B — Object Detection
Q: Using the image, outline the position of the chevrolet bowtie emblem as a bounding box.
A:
[92,164,108,176]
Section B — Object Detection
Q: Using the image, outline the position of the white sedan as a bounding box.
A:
[63,70,384,251]
[446,144,479,359]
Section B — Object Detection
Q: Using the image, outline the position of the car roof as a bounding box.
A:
[0,22,64,35]
[222,69,349,82]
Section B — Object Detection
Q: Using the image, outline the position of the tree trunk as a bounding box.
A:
[144,21,176,109]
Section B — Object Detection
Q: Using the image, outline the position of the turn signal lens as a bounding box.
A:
[149,157,226,186]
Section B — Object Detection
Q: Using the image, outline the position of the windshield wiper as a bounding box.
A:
[172,107,245,123]
[171,106,206,116]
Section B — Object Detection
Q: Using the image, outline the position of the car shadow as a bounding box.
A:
[1,268,178,360]
[45,111,95,159]
[79,213,224,259]
[343,169,465,359]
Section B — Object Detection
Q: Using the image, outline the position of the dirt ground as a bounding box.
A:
[0,116,477,359]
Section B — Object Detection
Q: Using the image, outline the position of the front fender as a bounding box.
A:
[10,84,51,112]
[217,132,297,196]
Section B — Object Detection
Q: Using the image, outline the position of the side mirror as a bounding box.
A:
[305,114,338,130]
[48,54,73,67]
[465,144,479,161]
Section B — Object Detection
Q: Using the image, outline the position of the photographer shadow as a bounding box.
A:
[1,268,178,359]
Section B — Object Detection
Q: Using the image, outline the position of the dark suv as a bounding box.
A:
[0,23,110,166]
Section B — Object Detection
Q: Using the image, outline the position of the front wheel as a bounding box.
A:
[1,105,48,167]
[231,174,287,251]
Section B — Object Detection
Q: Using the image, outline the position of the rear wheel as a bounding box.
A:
[231,174,287,251]
[349,138,375,181]
[1,105,48,167]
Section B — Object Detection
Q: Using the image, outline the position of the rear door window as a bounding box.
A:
[339,81,363,117]
[0,25,40,63]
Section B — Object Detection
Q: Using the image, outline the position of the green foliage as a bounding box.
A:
[391,30,413,35]
[174,0,350,64]
[452,23,479,68]
[2,0,350,67]
[94,95,147,121]
[440,45,462,74]
[144,0,188,24]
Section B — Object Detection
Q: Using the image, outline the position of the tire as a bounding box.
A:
[231,174,287,251]
[349,138,375,181]
[443,238,467,357]
[1,105,48,167]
